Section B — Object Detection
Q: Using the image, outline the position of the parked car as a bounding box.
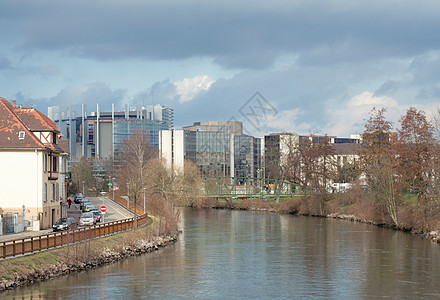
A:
[52,217,77,231]
[74,193,84,204]
[83,203,95,212]
[90,209,102,223]
[79,212,95,226]
[80,199,91,211]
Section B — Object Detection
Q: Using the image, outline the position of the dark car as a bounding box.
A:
[74,193,84,204]
[52,217,77,232]
[90,209,102,223]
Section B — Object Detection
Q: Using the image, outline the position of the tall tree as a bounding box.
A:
[431,107,440,197]
[144,158,175,204]
[395,107,435,201]
[118,130,156,227]
[70,156,94,195]
[296,136,333,190]
[359,107,399,225]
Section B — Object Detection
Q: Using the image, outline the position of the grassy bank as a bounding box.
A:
[0,216,178,291]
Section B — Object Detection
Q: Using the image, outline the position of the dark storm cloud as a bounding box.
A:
[13,82,127,114]
[2,0,440,69]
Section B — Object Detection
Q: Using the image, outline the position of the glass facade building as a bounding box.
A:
[234,135,261,180]
[160,121,262,178]
[49,104,174,162]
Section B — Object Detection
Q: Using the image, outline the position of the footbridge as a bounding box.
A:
[204,176,308,198]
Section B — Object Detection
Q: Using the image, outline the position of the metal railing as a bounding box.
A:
[0,213,149,260]
[204,176,308,198]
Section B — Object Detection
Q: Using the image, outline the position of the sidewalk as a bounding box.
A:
[0,203,82,243]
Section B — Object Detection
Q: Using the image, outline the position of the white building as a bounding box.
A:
[0,98,68,230]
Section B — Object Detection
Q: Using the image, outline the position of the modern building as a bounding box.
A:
[159,121,262,178]
[264,132,362,184]
[0,98,68,231]
[48,103,174,162]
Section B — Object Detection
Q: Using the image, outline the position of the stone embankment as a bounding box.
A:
[326,213,440,243]
[0,235,177,292]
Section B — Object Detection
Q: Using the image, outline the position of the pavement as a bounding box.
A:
[0,196,131,243]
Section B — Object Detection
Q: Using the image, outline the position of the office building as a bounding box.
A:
[159,121,261,178]
[48,103,174,162]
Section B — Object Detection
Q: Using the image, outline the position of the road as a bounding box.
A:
[81,196,132,222]
[0,197,132,243]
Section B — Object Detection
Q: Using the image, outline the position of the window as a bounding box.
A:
[52,156,58,173]
[56,183,59,201]
[43,154,48,172]
[43,183,47,202]
[51,183,55,201]
[18,131,25,140]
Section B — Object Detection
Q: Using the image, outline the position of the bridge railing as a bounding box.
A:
[204,177,307,197]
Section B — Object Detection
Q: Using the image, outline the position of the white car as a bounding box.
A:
[79,212,95,226]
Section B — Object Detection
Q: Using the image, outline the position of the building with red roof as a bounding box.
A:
[0,98,69,231]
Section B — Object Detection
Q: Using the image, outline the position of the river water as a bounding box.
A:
[4,208,440,299]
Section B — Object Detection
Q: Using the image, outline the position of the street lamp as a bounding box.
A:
[127,183,129,209]
[143,187,147,214]
[112,177,115,201]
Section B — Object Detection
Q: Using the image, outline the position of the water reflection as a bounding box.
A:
[4,208,440,299]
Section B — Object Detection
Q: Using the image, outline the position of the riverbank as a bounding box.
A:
[0,221,178,292]
[208,195,440,244]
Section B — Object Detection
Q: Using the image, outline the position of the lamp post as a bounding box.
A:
[127,183,129,209]
[143,187,147,214]
[112,177,115,201]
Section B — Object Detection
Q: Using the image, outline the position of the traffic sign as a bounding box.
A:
[100,205,107,213]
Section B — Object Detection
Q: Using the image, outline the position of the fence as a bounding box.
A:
[1,212,25,235]
[0,213,149,260]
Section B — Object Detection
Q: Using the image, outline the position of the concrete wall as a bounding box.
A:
[159,130,173,169]
[99,122,113,158]
[159,130,185,172]
[0,150,41,211]
[173,130,185,172]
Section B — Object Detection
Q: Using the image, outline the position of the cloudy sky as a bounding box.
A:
[1,0,440,137]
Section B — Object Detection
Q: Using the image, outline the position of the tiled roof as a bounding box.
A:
[58,139,70,154]
[0,98,63,152]
[14,107,59,132]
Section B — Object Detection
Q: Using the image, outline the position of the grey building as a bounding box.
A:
[160,121,262,178]
[48,104,174,163]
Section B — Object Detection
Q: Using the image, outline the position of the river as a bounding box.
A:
[4,208,440,299]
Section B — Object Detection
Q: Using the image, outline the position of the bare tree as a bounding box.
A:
[395,107,436,202]
[144,158,175,204]
[173,160,204,207]
[359,107,399,226]
[70,156,94,195]
[118,130,156,228]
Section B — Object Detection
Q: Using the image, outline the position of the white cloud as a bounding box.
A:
[242,108,316,137]
[326,91,400,136]
[174,75,215,103]
[348,91,398,107]
[262,109,300,131]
